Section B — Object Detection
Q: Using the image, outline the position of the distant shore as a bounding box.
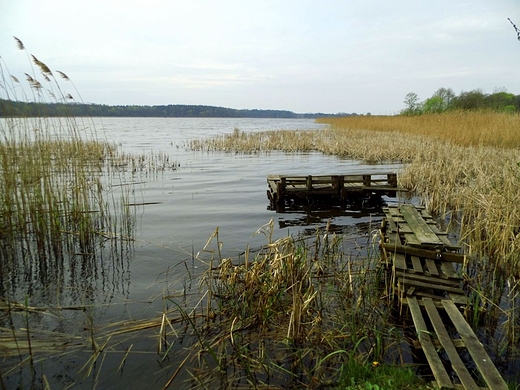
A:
[0,99,356,119]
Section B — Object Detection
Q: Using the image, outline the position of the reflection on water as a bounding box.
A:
[1,117,408,389]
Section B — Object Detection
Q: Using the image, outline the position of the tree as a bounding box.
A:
[422,96,445,113]
[452,89,487,110]
[432,87,456,110]
[402,92,421,116]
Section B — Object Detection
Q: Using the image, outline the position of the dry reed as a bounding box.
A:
[172,222,402,388]
[190,112,520,278]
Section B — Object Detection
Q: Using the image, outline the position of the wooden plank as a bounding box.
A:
[396,224,414,234]
[425,258,440,276]
[441,262,459,279]
[399,205,444,246]
[394,253,407,270]
[399,278,463,294]
[449,293,469,306]
[404,233,423,247]
[381,243,465,264]
[395,271,461,288]
[407,297,454,389]
[422,298,481,390]
[442,300,508,390]
[411,256,423,273]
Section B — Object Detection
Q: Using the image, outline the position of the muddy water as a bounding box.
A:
[3,117,404,389]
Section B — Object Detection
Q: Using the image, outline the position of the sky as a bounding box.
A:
[1,0,520,114]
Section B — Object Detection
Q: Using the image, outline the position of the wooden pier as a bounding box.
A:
[267,172,398,211]
[380,205,508,390]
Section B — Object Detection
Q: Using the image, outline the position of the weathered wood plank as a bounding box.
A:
[396,224,414,234]
[393,253,407,270]
[425,258,440,276]
[411,256,423,273]
[404,233,423,247]
[422,298,481,390]
[399,205,444,246]
[407,297,454,389]
[399,278,463,294]
[449,293,469,306]
[442,300,508,390]
[395,271,461,288]
[381,243,465,264]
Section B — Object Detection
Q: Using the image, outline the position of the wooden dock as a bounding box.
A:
[267,172,398,211]
[380,204,508,390]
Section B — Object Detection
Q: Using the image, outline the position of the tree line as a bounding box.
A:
[401,88,520,115]
[0,100,348,119]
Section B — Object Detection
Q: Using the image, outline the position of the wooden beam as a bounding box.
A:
[407,297,454,389]
[442,300,508,390]
[381,243,465,263]
[422,298,481,390]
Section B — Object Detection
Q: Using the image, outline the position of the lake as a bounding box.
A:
[2,117,403,389]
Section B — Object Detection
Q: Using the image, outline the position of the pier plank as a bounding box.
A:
[393,253,407,270]
[381,243,465,264]
[399,205,444,246]
[425,258,440,276]
[399,278,462,295]
[407,297,454,389]
[395,272,461,288]
[422,298,480,390]
[442,300,508,390]
[411,256,423,273]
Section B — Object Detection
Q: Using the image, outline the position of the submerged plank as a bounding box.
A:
[407,297,454,389]
[442,300,508,390]
[422,298,480,390]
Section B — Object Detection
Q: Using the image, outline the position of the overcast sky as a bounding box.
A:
[1,1,520,114]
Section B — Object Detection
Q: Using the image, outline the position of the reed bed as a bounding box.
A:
[162,221,417,388]
[190,113,520,278]
[0,39,181,387]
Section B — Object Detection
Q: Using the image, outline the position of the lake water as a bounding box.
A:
[92,118,402,301]
[3,117,404,388]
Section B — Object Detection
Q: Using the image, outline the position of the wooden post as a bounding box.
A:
[306,175,313,191]
[363,174,371,187]
[388,173,397,187]
[277,178,286,207]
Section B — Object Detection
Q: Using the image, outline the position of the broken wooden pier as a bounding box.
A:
[267,172,398,211]
[380,204,508,390]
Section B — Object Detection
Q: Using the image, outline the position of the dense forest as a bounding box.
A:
[402,88,520,115]
[0,100,345,118]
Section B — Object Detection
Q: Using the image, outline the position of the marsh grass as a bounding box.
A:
[190,113,520,277]
[189,112,520,380]
[0,38,182,387]
[157,221,414,388]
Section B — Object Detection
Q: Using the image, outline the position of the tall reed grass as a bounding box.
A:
[0,39,146,386]
[190,112,520,278]
[166,221,415,388]
[0,40,138,298]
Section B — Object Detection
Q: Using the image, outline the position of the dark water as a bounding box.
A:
[2,117,403,388]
